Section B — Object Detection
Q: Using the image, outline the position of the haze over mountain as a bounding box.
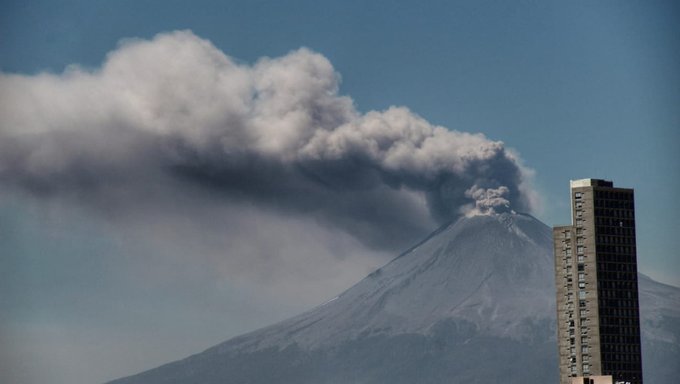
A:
[109,212,680,384]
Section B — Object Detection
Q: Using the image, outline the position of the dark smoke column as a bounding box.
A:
[553,179,643,384]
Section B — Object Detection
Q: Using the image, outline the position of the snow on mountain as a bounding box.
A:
[218,212,555,352]
[637,273,680,383]
[109,212,680,384]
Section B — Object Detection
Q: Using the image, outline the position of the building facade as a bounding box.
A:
[571,376,614,384]
[553,179,643,384]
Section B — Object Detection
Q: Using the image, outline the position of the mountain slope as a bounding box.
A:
[638,274,680,383]
[109,213,680,384]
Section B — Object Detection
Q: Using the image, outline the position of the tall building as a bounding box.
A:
[553,179,643,384]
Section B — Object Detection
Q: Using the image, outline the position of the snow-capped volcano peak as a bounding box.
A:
[209,212,556,352]
[109,212,680,384]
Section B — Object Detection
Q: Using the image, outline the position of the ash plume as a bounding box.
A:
[0,30,536,251]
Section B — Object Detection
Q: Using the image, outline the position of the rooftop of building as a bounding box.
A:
[570,178,614,188]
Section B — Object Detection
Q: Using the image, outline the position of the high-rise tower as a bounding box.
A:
[553,179,643,384]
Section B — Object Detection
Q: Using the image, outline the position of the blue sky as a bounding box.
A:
[1,1,678,383]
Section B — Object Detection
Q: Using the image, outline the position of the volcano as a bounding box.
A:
[109,213,680,384]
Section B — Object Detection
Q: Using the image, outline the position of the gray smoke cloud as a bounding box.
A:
[0,30,536,252]
[463,185,513,216]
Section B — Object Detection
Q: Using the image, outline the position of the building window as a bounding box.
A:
[578,273,585,281]
[575,192,583,199]
[581,346,588,354]
[579,291,586,299]
[577,246,584,254]
[577,255,584,263]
